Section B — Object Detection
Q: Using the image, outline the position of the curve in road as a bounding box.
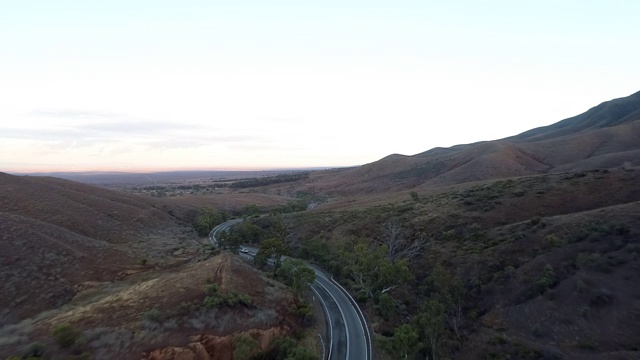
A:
[209,220,372,360]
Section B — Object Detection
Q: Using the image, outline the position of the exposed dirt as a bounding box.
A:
[0,253,296,360]
[146,327,287,360]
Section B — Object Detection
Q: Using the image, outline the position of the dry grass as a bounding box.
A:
[0,253,294,360]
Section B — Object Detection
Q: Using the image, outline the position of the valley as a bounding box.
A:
[1,91,639,359]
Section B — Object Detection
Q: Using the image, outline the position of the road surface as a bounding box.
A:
[310,265,371,360]
[208,218,243,246]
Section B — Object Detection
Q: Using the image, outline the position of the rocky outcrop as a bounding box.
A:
[146,327,287,360]
[147,342,211,360]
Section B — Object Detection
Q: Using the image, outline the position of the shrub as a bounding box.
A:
[534,265,556,294]
[22,342,45,358]
[233,334,258,360]
[144,308,163,323]
[204,291,252,309]
[204,283,219,296]
[544,234,564,249]
[292,300,314,325]
[377,293,395,318]
[204,295,224,309]
[53,323,81,348]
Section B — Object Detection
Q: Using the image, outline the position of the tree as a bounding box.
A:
[194,207,227,237]
[377,293,395,318]
[414,299,445,360]
[389,324,422,359]
[376,219,426,263]
[340,241,412,300]
[255,237,286,272]
[230,221,266,244]
[276,258,316,299]
[430,265,466,339]
[268,213,288,238]
[217,231,241,253]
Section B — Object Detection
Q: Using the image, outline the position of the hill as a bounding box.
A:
[287,90,640,195]
[0,172,202,323]
[281,166,640,359]
[2,90,639,360]
[509,89,640,142]
[0,174,314,360]
[0,253,300,360]
[224,90,640,359]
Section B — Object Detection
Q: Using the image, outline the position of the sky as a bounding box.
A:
[1,1,639,172]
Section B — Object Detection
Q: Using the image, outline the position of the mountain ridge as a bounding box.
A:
[299,90,640,195]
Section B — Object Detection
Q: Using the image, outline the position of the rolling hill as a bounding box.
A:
[298,90,640,195]
[0,174,311,360]
[0,173,200,323]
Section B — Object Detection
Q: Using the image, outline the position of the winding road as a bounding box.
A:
[209,220,372,360]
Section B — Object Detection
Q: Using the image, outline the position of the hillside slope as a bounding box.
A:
[0,173,199,323]
[1,253,299,360]
[509,89,640,142]
[294,91,640,195]
[287,167,640,360]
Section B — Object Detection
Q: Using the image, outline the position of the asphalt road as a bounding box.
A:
[209,220,372,360]
[208,218,242,246]
[310,265,371,360]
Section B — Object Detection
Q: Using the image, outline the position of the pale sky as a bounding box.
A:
[1,1,639,172]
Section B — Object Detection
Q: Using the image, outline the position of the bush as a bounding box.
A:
[144,308,163,323]
[377,293,395,318]
[233,334,258,360]
[544,234,564,249]
[53,323,81,348]
[534,265,556,294]
[21,342,45,358]
[204,291,252,309]
[204,283,219,296]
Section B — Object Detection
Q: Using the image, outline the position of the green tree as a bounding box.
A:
[389,324,422,359]
[230,221,266,244]
[429,265,466,339]
[414,299,445,360]
[276,258,316,299]
[217,231,241,253]
[377,293,395,318]
[340,242,412,300]
[255,237,286,272]
[194,207,227,237]
[269,213,290,241]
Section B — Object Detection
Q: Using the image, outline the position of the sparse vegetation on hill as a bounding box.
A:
[283,167,640,359]
[2,91,639,359]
